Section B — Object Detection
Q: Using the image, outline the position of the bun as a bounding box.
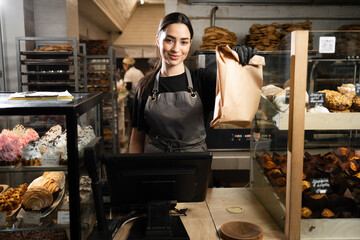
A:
[22,187,53,211]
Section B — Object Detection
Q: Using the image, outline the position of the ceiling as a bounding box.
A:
[78,0,164,32]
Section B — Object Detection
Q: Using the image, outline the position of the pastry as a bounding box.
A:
[337,83,356,98]
[22,187,53,211]
[352,96,360,111]
[318,90,352,111]
[301,207,312,218]
[28,171,65,193]
[263,160,277,170]
[38,125,62,154]
[302,180,311,191]
[200,26,237,50]
[0,184,28,215]
[321,208,335,218]
[21,140,41,166]
[261,84,283,101]
[12,125,26,138]
[19,128,39,147]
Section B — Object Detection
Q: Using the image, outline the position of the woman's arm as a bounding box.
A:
[129,127,146,153]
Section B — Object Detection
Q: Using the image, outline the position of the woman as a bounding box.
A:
[129,12,256,153]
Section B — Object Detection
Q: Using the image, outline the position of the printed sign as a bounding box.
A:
[309,92,326,106]
[23,211,41,225]
[356,83,360,97]
[57,211,70,225]
[310,178,331,194]
[319,36,336,54]
[0,212,6,225]
[41,155,59,166]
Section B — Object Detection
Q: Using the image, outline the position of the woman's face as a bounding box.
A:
[157,23,192,69]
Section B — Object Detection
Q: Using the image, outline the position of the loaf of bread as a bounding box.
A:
[22,187,53,211]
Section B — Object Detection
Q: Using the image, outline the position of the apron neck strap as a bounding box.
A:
[153,66,193,93]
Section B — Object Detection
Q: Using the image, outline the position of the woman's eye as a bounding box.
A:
[165,38,173,43]
[181,41,189,45]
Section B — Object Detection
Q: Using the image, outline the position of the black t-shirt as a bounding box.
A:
[131,68,217,133]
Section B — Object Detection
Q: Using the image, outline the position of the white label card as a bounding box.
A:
[0,212,6,225]
[57,211,70,225]
[41,155,59,166]
[23,211,40,225]
[319,36,336,53]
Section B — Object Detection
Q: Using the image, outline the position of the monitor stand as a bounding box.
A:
[128,201,189,240]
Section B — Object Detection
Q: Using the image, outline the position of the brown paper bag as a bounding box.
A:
[210,45,265,129]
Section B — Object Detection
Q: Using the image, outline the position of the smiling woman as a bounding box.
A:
[129,12,257,153]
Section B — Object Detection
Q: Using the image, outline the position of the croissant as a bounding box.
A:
[22,187,53,211]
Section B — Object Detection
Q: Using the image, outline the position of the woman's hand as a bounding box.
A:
[232,45,258,65]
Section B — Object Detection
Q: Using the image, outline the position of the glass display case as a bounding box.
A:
[0,92,103,239]
[251,30,360,239]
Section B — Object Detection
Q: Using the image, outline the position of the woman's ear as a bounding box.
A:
[156,35,160,47]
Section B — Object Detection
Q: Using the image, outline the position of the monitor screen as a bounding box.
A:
[102,152,212,239]
[102,152,212,211]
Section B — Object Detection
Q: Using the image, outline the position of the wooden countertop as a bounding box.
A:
[114,188,285,240]
[206,188,286,240]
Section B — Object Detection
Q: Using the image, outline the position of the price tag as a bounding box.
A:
[57,211,70,225]
[309,92,326,106]
[41,155,59,166]
[319,36,336,54]
[356,83,360,97]
[310,178,331,194]
[23,211,40,225]
[285,89,290,104]
[0,212,6,225]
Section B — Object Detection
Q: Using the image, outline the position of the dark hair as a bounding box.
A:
[137,12,193,98]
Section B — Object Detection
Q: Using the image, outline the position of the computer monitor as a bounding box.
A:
[102,152,212,240]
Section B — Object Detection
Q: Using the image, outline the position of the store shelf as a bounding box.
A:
[16,37,86,92]
[85,46,119,153]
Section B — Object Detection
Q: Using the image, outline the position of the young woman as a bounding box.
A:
[129,12,257,153]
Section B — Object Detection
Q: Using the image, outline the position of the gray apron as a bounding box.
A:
[144,67,207,152]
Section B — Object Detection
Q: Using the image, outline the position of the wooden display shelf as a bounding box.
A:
[273,112,360,130]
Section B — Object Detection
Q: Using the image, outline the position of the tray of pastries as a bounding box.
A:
[18,171,66,218]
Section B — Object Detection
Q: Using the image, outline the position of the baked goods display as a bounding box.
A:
[87,69,111,92]
[200,26,237,50]
[0,124,96,166]
[35,44,74,52]
[317,83,360,112]
[79,39,109,55]
[262,83,360,113]
[0,125,39,166]
[246,21,312,51]
[256,147,360,218]
[0,184,28,215]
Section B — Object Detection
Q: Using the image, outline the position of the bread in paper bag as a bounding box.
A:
[210,45,265,128]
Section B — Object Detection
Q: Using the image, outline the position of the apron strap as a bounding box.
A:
[153,66,193,94]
